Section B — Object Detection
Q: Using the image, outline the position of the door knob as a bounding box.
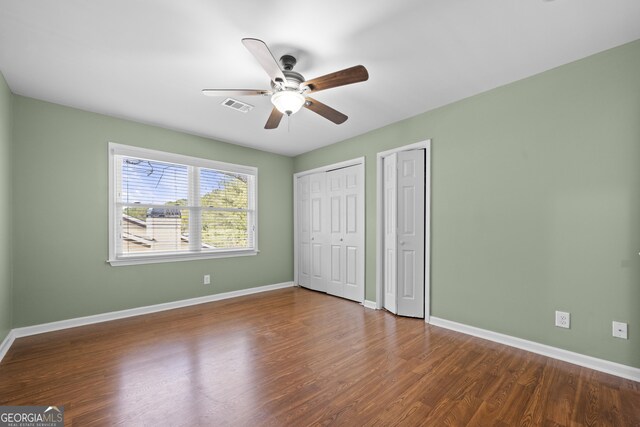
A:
[400,241,405,245]
[340,238,343,241]
[311,237,315,240]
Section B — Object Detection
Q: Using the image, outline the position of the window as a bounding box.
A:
[108,143,257,265]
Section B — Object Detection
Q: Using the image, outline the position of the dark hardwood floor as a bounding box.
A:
[0,287,638,426]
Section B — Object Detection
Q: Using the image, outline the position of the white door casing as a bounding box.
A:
[396,150,425,318]
[383,153,398,314]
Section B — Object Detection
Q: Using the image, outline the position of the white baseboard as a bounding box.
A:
[429,317,640,383]
[0,330,16,363]
[363,300,377,310]
[4,281,294,351]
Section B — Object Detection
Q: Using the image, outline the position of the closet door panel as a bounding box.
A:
[309,172,328,293]
[326,169,344,297]
[297,175,311,288]
[383,154,398,314]
[341,164,364,303]
[396,150,425,318]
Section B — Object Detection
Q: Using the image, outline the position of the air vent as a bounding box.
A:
[221,98,254,113]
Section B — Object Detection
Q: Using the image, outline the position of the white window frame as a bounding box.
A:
[108,142,258,266]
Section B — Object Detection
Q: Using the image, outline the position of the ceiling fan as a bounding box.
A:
[202,38,369,129]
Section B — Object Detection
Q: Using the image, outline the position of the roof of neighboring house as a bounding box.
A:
[122,214,213,249]
[123,214,146,227]
[147,207,182,218]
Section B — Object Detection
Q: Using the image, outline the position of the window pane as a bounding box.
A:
[201,210,249,249]
[121,157,189,205]
[200,169,248,209]
[120,207,191,254]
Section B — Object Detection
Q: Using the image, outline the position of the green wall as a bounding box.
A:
[0,72,13,343]
[12,96,294,327]
[294,40,640,368]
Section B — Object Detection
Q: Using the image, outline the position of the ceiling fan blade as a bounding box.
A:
[202,89,270,97]
[265,107,284,129]
[302,65,369,94]
[242,38,287,85]
[304,97,348,124]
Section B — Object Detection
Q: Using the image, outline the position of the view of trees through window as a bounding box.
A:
[200,174,249,248]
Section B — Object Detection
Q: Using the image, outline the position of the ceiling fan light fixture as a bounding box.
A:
[271,90,305,116]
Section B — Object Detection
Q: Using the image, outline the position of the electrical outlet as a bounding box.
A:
[203,274,211,285]
[555,311,570,329]
[612,321,628,339]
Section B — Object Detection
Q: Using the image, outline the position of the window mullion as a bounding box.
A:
[189,166,202,252]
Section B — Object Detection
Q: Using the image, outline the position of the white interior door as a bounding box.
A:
[396,150,425,318]
[325,164,365,303]
[383,154,398,314]
[297,175,311,288]
[326,168,344,298]
[309,172,328,292]
[342,164,365,302]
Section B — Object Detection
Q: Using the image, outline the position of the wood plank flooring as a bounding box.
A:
[0,287,638,426]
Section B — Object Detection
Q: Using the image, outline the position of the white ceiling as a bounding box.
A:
[1,0,639,156]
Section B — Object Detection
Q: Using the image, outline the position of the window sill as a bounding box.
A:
[107,250,259,266]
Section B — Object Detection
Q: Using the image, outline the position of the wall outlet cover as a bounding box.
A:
[555,311,570,329]
[612,321,628,339]
[203,274,211,285]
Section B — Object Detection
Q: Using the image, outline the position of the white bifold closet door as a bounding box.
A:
[383,150,425,318]
[297,174,311,289]
[297,163,364,303]
[383,153,398,314]
[309,171,328,293]
[326,164,365,302]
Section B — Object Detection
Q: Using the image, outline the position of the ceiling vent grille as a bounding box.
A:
[221,98,254,113]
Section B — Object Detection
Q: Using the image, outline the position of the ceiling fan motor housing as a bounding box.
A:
[272,70,305,91]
